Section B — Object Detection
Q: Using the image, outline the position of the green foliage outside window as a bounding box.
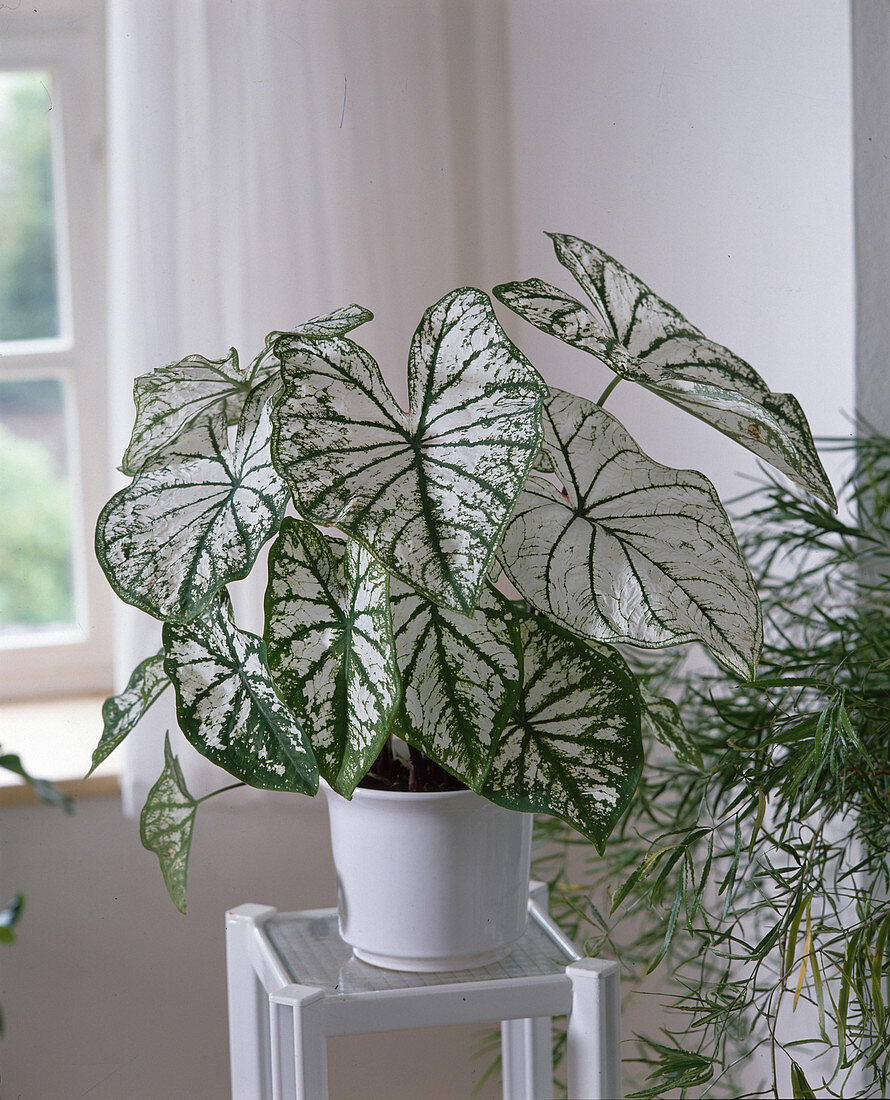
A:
[0,71,59,342]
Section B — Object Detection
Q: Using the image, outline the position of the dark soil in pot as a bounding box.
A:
[361,739,468,793]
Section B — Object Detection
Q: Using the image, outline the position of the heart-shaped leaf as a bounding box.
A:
[481,610,642,851]
[498,389,762,678]
[97,378,288,623]
[270,286,548,613]
[264,519,400,797]
[493,233,835,508]
[139,734,198,913]
[122,305,373,476]
[163,593,318,793]
[88,651,170,778]
[390,581,520,788]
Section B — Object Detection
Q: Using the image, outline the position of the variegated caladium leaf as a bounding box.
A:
[481,609,643,851]
[87,650,170,778]
[163,593,318,793]
[493,233,835,508]
[639,683,702,770]
[390,580,520,789]
[264,519,400,797]
[122,347,260,477]
[270,287,549,614]
[139,734,198,913]
[498,389,762,679]
[263,302,374,346]
[96,378,288,624]
[122,305,373,476]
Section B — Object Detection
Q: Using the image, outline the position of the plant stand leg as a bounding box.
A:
[501,1016,554,1099]
[226,904,278,1100]
[565,959,621,1100]
[270,984,328,1100]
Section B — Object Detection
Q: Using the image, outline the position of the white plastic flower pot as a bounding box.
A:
[322,783,533,972]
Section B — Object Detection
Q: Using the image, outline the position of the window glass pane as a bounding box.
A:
[0,377,76,635]
[0,71,60,342]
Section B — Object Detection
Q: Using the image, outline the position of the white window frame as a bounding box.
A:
[0,4,112,701]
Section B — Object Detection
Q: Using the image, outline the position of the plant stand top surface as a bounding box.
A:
[263,895,582,998]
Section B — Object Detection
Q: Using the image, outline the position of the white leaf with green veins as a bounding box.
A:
[270,287,548,613]
[140,734,198,913]
[498,389,762,678]
[390,581,520,789]
[96,379,288,623]
[263,302,374,346]
[163,594,318,793]
[264,519,401,797]
[493,233,835,508]
[122,305,373,476]
[89,651,169,778]
[481,611,643,850]
[122,347,258,477]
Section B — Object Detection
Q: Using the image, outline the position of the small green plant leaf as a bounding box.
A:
[270,286,548,613]
[0,750,73,812]
[493,233,835,508]
[790,1060,818,1099]
[480,611,643,850]
[498,389,762,678]
[163,593,318,793]
[139,734,197,913]
[264,519,400,797]
[639,684,702,769]
[0,893,24,943]
[97,378,288,623]
[391,581,520,790]
[88,651,169,777]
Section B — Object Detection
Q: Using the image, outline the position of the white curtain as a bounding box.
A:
[106,0,515,813]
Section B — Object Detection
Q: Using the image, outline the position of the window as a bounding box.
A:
[0,6,111,702]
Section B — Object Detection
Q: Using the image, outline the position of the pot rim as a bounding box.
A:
[321,778,482,804]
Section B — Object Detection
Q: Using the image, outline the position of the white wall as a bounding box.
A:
[503,0,854,500]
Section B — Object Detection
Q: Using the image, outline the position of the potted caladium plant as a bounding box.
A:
[92,232,833,970]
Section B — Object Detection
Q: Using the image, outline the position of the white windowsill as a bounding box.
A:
[0,693,118,803]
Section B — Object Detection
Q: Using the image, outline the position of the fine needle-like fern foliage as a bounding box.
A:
[536,426,890,1099]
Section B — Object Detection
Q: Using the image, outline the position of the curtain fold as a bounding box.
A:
[106,0,514,814]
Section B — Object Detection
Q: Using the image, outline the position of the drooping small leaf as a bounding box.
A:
[88,651,169,778]
[163,593,318,793]
[271,286,548,613]
[639,684,702,769]
[480,610,643,850]
[264,519,400,797]
[390,581,520,789]
[0,894,24,944]
[0,750,73,812]
[790,1061,817,1099]
[498,389,762,678]
[139,734,198,913]
[493,233,835,508]
[97,378,288,623]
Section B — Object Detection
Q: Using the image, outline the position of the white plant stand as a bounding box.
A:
[226,884,621,1100]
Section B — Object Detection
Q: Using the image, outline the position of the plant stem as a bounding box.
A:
[196,781,244,804]
[596,377,621,407]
